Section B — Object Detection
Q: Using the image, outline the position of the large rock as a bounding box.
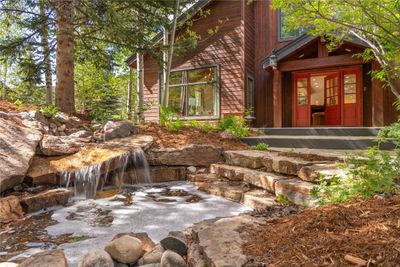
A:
[105,235,143,264]
[274,178,316,206]
[298,163,341,182]
[224,150,266,169]
[111,232,155,253]
[147,145,223,167]
[18,249,68,267]
[20,189,70,213]
[0,195,24,224]
[137,244,165,265]
[103,121,137,141]
[160,250,186,267]
[78,249,114,267]
[39,135,90,156]
[0,117,43,193]
[160,231,188,256]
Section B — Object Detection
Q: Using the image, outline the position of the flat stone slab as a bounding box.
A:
[224,150,267,169]
[262,155,326,176]
[210,163,247,181]
[242,190,278,209]
[196,177,248,202]
[146,145,223,167]
[190,215,264,267]
[274,178,317,206]
[20,188,71,213]
[298,163,342,182]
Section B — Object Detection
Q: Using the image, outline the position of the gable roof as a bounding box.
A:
[262,34,369,69]
[126,0,214,66]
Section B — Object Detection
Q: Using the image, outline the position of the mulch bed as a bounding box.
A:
[137,122,249,150]
[243,195,400,267]
[0,100,38,113]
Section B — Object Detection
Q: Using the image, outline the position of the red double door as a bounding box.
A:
[293,68,362,127]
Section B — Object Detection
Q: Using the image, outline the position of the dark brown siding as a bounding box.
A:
[282,72,293,127]
[244,0,255,98]
[140,0,244,121]
[362,64,372,127]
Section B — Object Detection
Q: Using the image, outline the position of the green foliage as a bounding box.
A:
[160,106,185,132]
[311,147,400,205]
[13,99,23,106]
[41,104,58,118]
[252,142,269,151]
[378,119,400,147]
[188,120,216,132]
[216,116,250,138]
[277,194,290,205]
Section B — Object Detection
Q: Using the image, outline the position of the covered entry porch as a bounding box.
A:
[262,35,396,128]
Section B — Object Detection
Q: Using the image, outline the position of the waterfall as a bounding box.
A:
[60,148,152,199]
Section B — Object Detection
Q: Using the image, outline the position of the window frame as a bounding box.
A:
[246,75,255,115]
[159,64,221,120]
[277,9,304,42]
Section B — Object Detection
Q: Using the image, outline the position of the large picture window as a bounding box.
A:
[278,9,305,40]
[160,65,220,119]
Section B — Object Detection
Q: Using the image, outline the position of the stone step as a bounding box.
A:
[275,178,317,206]
[210,163,289,192]
[241,190,278,209]
[262,154,327,176]
[224,150,267,169]
[298,162,342,182]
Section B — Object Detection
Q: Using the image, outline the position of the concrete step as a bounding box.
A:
[210,163,286,192]
[241,190,278,209]
[242,135,394,150]
[259,127,382,136]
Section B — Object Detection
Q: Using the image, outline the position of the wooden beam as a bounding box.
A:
[278,54,365,72]
[273,69,282,127]
[371,61,384,126]
[318,38,329,58]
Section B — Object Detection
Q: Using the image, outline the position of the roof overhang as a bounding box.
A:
[262,34,369,70]
[126,0,214,66]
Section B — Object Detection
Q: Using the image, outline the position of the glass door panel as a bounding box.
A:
[294,76,310,127]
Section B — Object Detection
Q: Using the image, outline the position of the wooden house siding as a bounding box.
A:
[141,0,245,121]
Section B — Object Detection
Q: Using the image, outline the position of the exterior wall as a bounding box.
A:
[244,0,255,108]
[140,0,245,122]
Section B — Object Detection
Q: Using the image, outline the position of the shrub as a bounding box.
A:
[188,120,216,132]
[41,104,58,118]
[216,116,250,138]
[159,106,184,132]
[252,142,269,151]
[311,146,400,205]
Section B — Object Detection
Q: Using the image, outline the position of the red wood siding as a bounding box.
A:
[140,0,244,122]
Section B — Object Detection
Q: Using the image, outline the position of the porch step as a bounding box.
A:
[242,135,394,150]
[259,127,382,136]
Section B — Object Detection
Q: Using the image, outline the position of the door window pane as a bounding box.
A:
[297,78,308,105]
[344,73,357,104]
[187,84,216,116]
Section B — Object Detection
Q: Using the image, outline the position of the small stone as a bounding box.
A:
[49,123,58,130]
[219,130,236,139]
[69,130,93,138]
[105,235,143,264]
[18,249,68,267]
[78,249,113,267]
[137,244,164,265]
[187,166,197,174]
[0,196,24,224]
[58,124,66,132]
[160,250,186,267]
[160,231,188,256]
[111,232,155,253]
[103,120,137,141]
[40,135,87,156]
[140,264,160,267]
[55,112,70,123]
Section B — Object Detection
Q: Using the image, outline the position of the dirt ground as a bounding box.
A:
[0,100,38,112]
[138,123,249,150]
[243,195,400,267]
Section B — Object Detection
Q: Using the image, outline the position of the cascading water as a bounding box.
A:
[60,148,151,199]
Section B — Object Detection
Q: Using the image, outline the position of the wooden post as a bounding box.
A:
[371,62,384,126]
[137,51,144,123]
[273,68,282,127]
[126,68,133,120]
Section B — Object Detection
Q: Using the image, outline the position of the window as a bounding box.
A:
[344,74,357,104]
[160,66,219,118]
[278,9,305,40]
[246,75,255,115]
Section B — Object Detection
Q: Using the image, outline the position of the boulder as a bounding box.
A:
[0,263,18,267]
[111,232,155,253]
[69,130,93,139]
[19,110,48,125]
[20,189,70,213]
[160,231,188,256]
[224,150,266,169]
[140,264,160,267]
[39,135,90,156]
[137,244,164,265]
[54,112,70,123]
[104,235,143,264]
[103,121,137,141]
[0,195,24,224]
[18,249,68,267]
[274,178,316,206]
[78,249,114,267]
[147,145,223,167]
[0,117,42,193]
[160,250,186,267]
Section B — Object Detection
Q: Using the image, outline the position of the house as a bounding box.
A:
[127,0,399,128]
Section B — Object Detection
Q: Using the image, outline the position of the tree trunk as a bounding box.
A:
[126,68,133,120]
[40,0,53,105]
[55,0,75,113]
[1,63,7,100]
[137,51,144,123]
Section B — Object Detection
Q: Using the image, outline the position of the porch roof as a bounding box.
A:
[262,34,368,70]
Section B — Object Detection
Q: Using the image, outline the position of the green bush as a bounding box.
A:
[311,146,400,205]
[188,120,216,132]
[216,116,250,138]
[160,106,184,132]
[252,142,269,151]
[41,105,58,118]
